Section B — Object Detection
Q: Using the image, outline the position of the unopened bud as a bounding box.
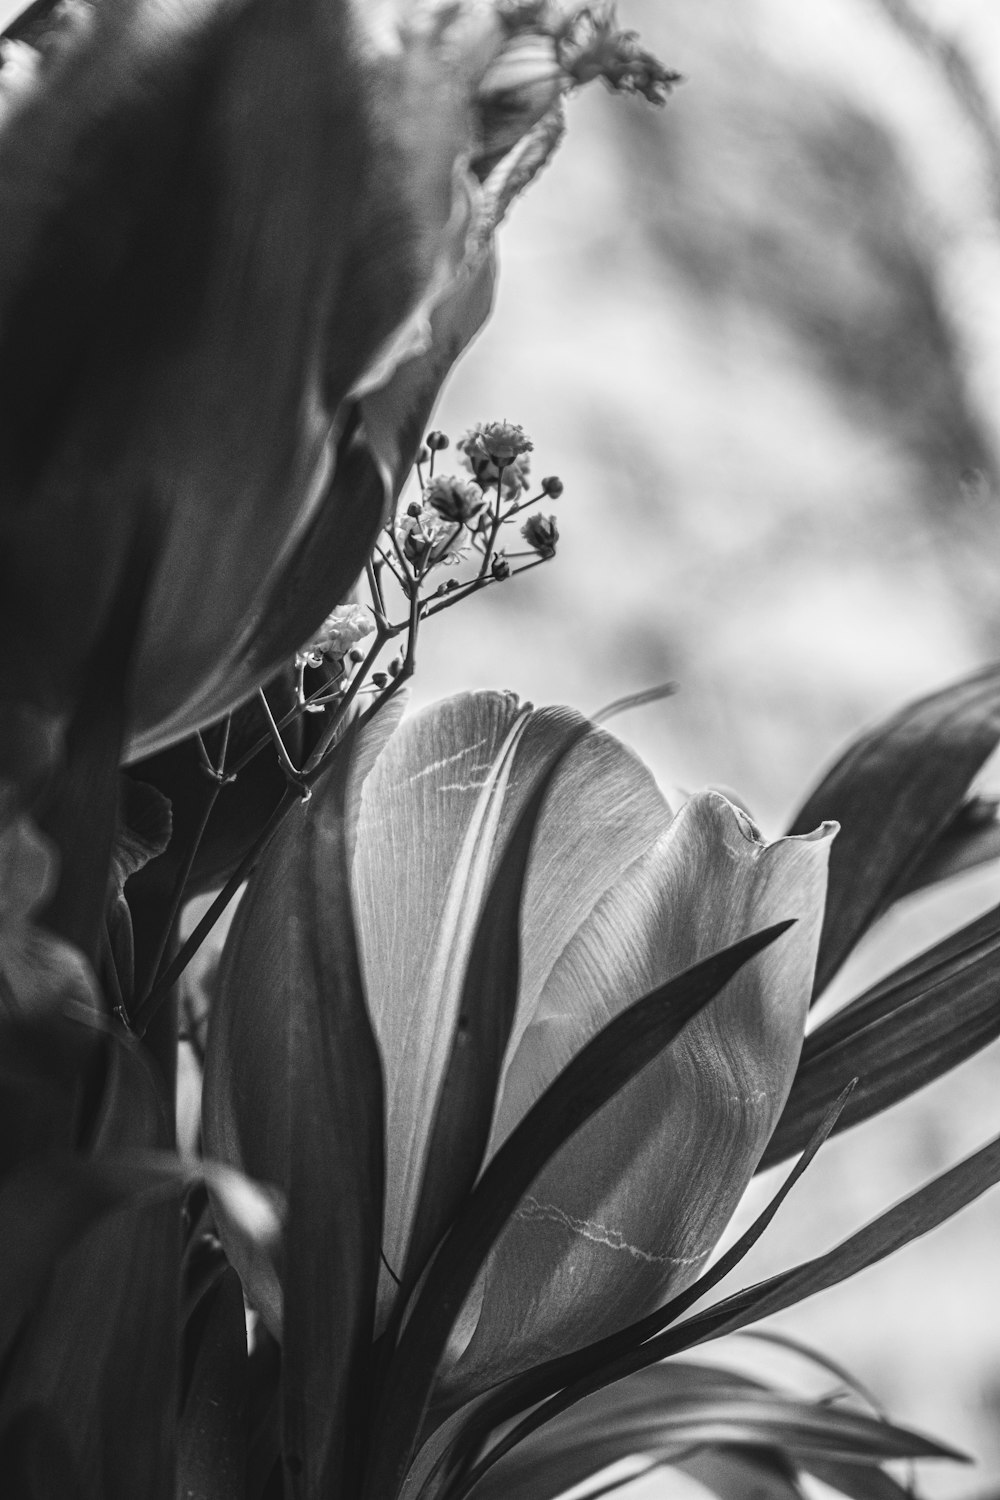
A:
[388,657,402,678]
[541,475,564,497]
[492,555,511,581]
[426,431,450,451]
[371,672,389,689]
[349,648,365,664]
[417,445,431,465]
[407,501,423,518]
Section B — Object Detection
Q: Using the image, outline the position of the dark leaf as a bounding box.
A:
[787,663,1000,999]
[669,1129,1000,1351]
[203,710,391,1499]
[177,1267,249,1500]
[761,900,1000,1168]
[458,1364,957,1500]
[364,922,795,1500]
[0,1042,184,1500]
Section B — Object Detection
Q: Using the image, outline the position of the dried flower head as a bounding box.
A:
[424,474,487,525]
[296,602,374,670]
[521,512,559,556]
[557,5,681,104]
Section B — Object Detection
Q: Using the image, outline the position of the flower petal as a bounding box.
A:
[448,794,834,1392]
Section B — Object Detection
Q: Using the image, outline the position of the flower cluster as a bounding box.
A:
[295,602,375,671]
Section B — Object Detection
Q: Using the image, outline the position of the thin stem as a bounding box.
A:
[130,786,301,1037]
[140,781,221,1002]
[302,628,389,777]
[257,687,307,787]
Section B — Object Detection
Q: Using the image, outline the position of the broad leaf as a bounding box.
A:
[446,796,832,1399]
[430,1086,854,1499]
[787,663,1000,998]
[401,717,591,1294]
[761,900,1000,1168]
[177,1267,249,1500]
[203,709,392,1498]
[351,693,672,1320]
[0,1040,181,1500]
[364,922,795,1500]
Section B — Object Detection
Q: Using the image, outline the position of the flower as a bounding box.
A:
[423,474,487,525]
[204,691,832,1408]
[521,512,559,555]
[464,420,535,466]
[395,506,467,568]
[556,4,682,103]
[458,427,533,499]
[295,604,375,671]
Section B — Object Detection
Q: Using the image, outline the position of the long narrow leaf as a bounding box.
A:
[460,1364,959,1500]
[761,902,1000,1168]
[177,1267,248,1500]
[364,921,795,1500]
[669,1128,1000,1349]
[787,663,1000,999]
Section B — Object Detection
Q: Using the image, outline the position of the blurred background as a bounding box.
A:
[419,1,1000,1495]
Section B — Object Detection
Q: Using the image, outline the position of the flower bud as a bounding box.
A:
[541,474,564,497]
[491,555,511,581]
[520,513,559,557]
[426,431,450,452]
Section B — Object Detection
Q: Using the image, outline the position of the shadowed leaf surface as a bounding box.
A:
[787,663,1000,998]
[761,900,1000,1168]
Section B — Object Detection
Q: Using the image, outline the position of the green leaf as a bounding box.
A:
[0,1041,182,1500]
[760,901,1000,1169]
[803,1459,916,1499]
[457,1364,958,1500]
[177,1267,249,1500]
[351,693,671,1321]
[364,922,795,1500]
[787,662,1000,999]
[400,716,591,1294]
[203,708,391,1499]
[444,797,831,1401]
[670,1128,1000,1349]
[430,1085,853,1500]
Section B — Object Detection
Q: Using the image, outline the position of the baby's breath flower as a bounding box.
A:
[396,506,468,567]
[459,428,532,497]
[463,420,534,466]
[424,474,486,525]
[296,602,374,670]
[521,513,559,557]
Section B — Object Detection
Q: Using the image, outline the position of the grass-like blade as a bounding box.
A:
[761,901,1000,1168]
[787,662,1000,1001]
[667,1128,1000,1350]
